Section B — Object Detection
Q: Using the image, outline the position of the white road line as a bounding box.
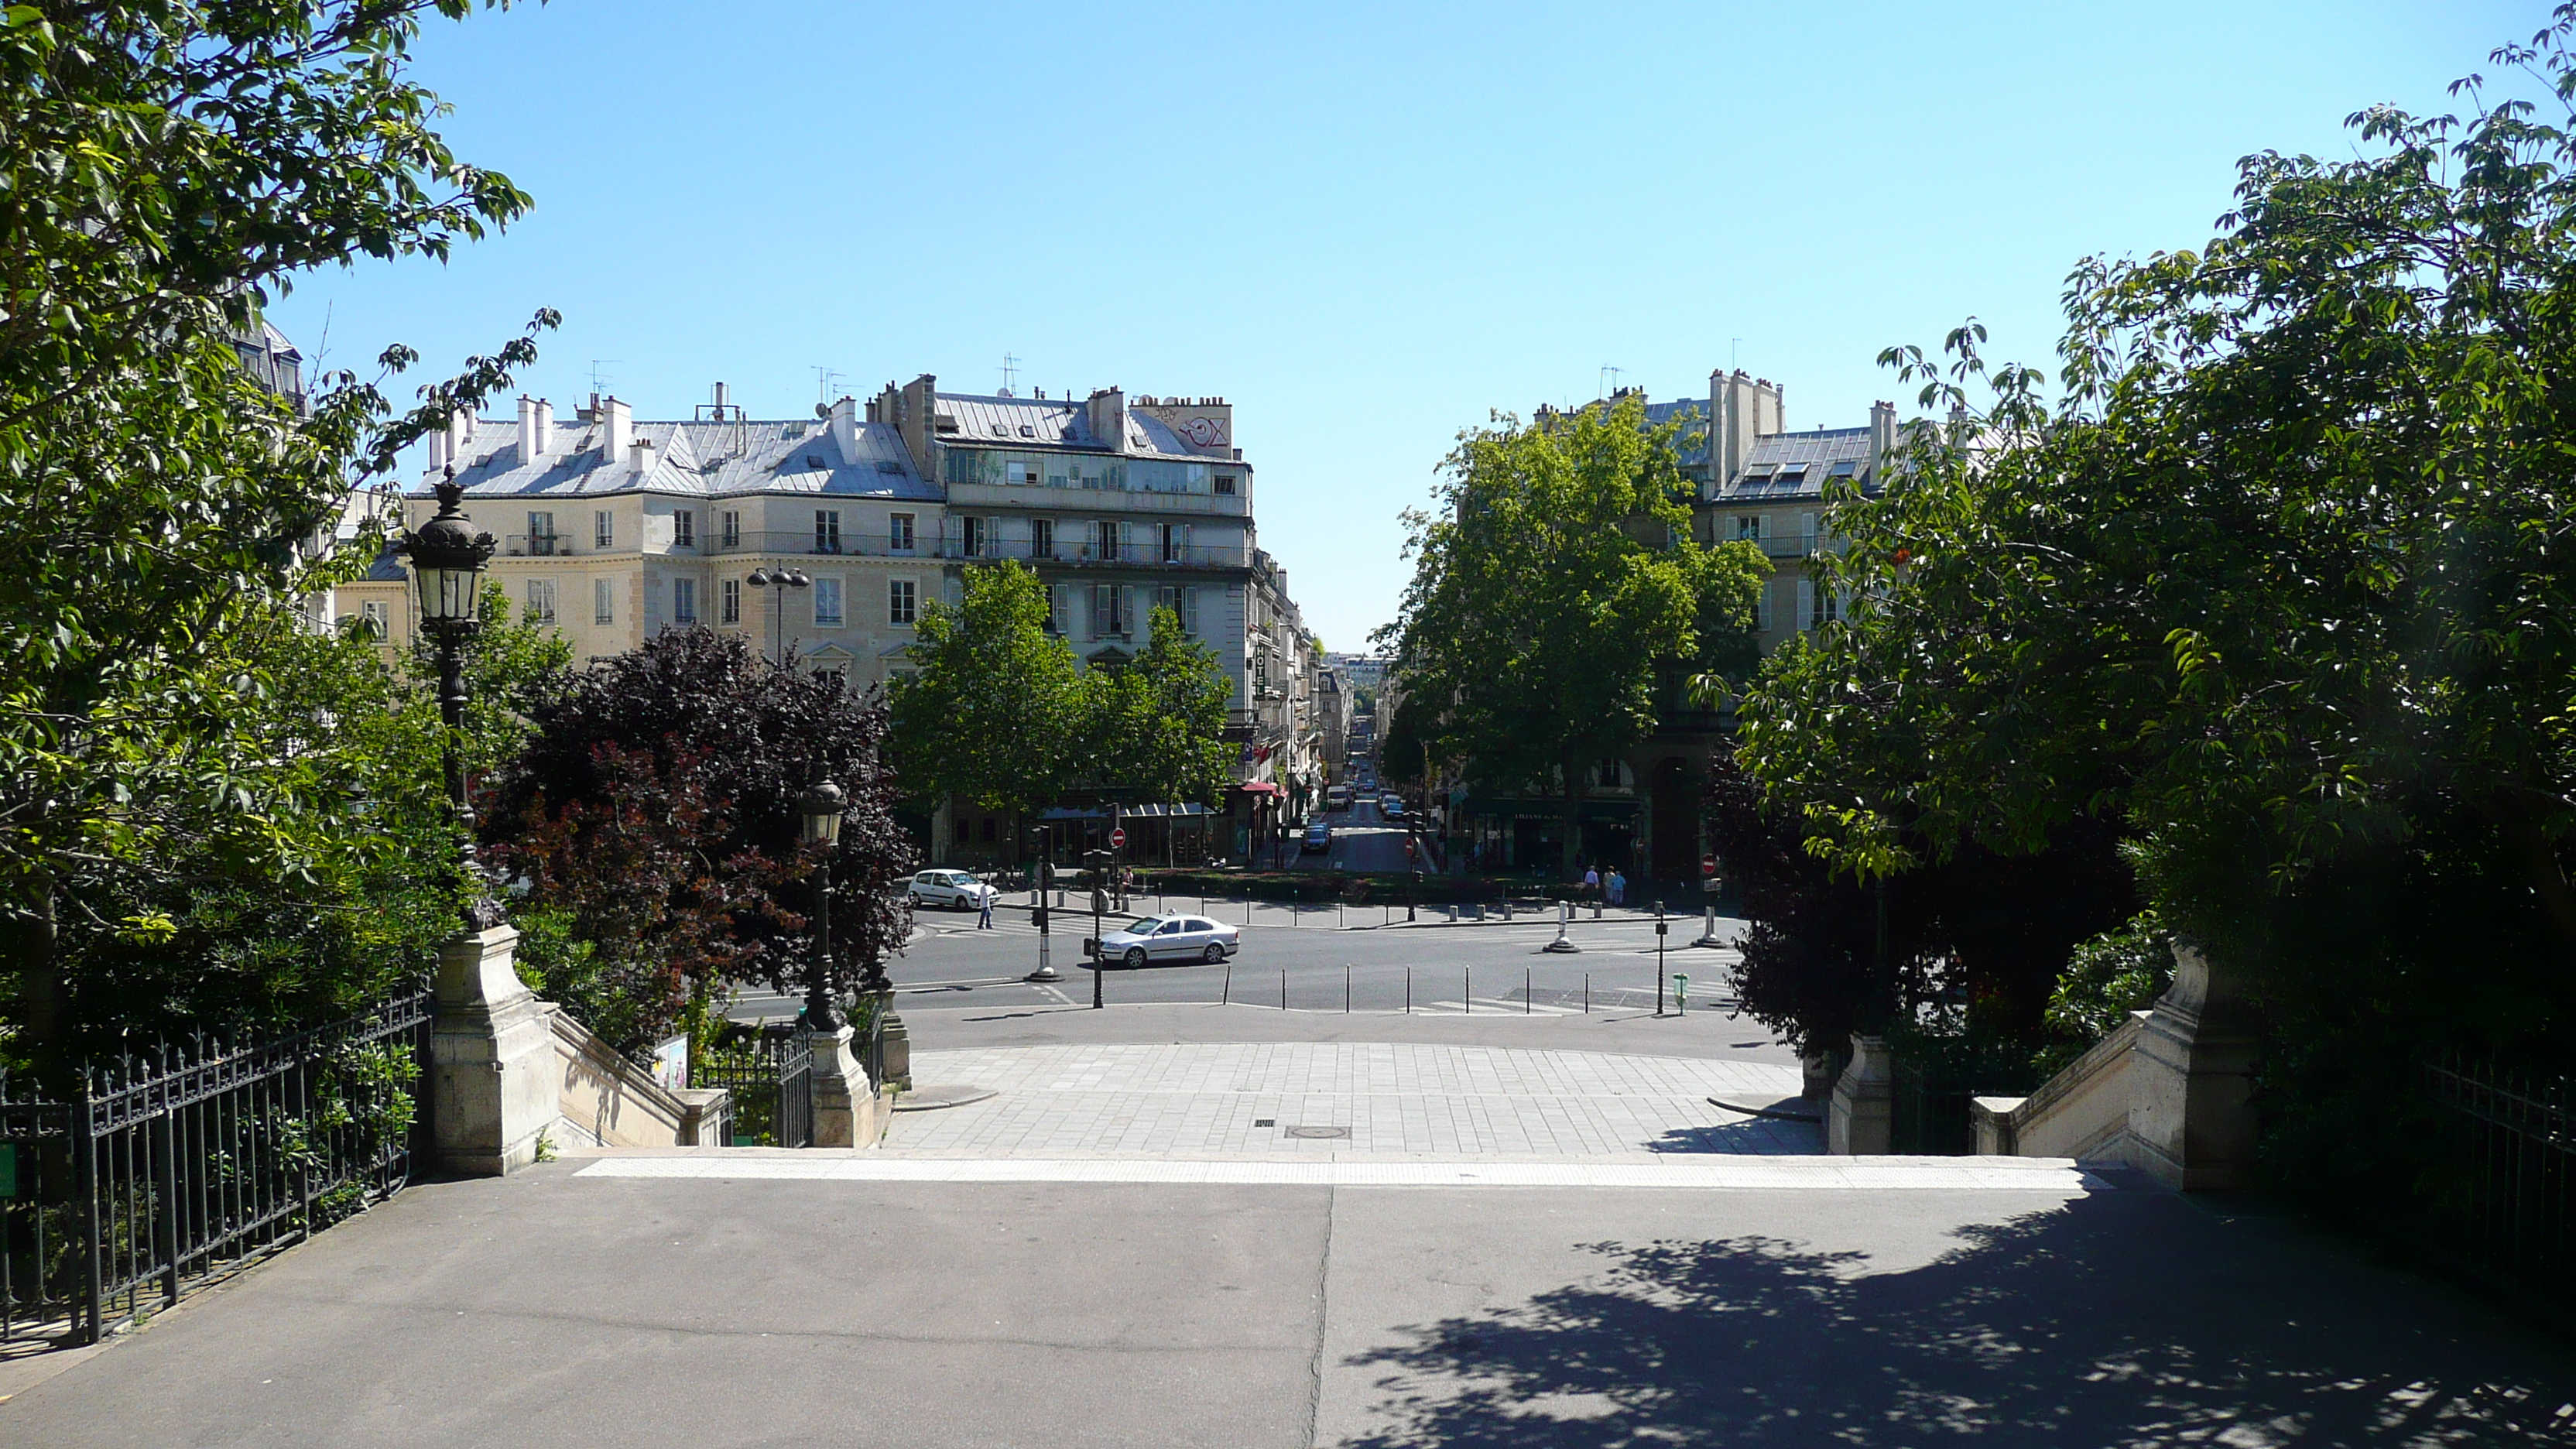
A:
[576,1156,2101,1191]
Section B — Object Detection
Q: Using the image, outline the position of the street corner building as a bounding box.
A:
[336,375,1331,862]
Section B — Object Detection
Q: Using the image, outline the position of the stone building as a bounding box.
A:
[339,389,942,693]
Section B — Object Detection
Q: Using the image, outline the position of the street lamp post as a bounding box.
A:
[796,779,846,1030]
[745,566,811,663]
[395,470,504,931]
[1026,825,1057,982]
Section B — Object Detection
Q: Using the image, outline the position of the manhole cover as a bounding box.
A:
[1283,1125,1350,1139]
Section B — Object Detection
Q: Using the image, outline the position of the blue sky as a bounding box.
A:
[274,0,2532,649]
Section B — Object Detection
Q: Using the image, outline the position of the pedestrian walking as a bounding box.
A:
[977,885,995,930]
[1608,867,1625,906]
[1582,863,1600,903]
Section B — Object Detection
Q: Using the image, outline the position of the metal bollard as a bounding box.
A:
[1503,899,1514,921]
[1406,968,1412,1014]
[1583,973,1591,1013]
[1465,967,1472,1014]
[1523,967,1531,1015]
[1544,900,1580,954]
[1345,963,1352,1013]
[1223,963,1231,1005]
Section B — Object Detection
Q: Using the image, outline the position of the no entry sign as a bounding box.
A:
[1110,827,1126,849]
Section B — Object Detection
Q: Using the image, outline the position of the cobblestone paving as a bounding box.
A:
[883,1043,1818,1158]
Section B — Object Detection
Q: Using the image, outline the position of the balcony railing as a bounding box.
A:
[1732,533,1821,559]
[505,533,568,557]
[702,530,1246,568]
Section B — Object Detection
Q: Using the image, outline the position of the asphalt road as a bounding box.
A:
[1282,796,1410,874]
[731,903,1749,1022]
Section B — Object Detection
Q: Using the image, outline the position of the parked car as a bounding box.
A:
[906,868,998,912]
[1091,914,1242,967]
[1380,795,1404,817]
[1300,820,1333,854]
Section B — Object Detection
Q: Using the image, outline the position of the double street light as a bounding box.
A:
[746,567,810,663]
[395,469,505,932]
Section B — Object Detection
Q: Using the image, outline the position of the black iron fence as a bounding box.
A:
[1,988,433,1348]
[697,1033,814,1148]
[2421,1057,2573,1323]
[1891,1044,2043,1156]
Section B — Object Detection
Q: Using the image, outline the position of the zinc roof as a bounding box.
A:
[935,391,1207,459]
[1721,426,1881,501]
[423,415,937,502]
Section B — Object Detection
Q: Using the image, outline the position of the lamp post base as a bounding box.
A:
[430,926,558,1177]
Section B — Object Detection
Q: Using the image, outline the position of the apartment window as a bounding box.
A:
[1736,515,1765,542]
[594,577,615,625]
[1091,519,1120,561]
[1757,579,1776,633]
[526,578,557,625]
[1153,584,1198,635]
[1045,584,1067,634]
[358,600,388,639]
[675,509,696,547]
[1214,474,1238,496]
[889,578,917,625]
[1005,459,1042,485]
[814,509,842,555]
[889,512,915,553]
[721,578,742,625]
[1160,522,1190,563]
[815,577,844,626]
[961,516,988,558]
[1801,512,1820,554]
[527,511,557,557]
[720,509,741,549]
[673,577,697,625]
[1091,583,1132,636]
[1030,518,1054,560]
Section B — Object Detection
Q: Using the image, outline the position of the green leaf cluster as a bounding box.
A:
[1739,14,2576,1088]
[1379,394,1766,873]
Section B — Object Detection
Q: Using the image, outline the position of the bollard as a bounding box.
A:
[1544,899,1581,954]
[1524,967,1531,1015]
[1282,969,1289,1012]
[1345,963,1352,1013]
[1465,967,1472,1014]
[1406,968,1412,1014]
[1593,896,1603,920]
[1223,963,1231,1005]
[1503,899,1513,922]
[1674,974,1690,1012]
[1584,973,1591,1013]
[1694,902,1724,949]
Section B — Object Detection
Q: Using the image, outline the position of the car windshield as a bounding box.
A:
[1124,916,1174,935]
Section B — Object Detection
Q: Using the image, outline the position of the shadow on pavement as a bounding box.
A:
[1338,1191,2576,1447]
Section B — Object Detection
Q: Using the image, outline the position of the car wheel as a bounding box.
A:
[1124,946,1147,968]
[1201,943,1225,964]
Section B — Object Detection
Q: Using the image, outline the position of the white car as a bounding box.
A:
[1091,913,1242,968]
[907,869,998,912]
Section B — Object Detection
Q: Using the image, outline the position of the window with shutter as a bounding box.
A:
[1796,578,1814,631]
[594,577,614,624]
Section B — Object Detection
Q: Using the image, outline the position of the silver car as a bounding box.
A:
[1092,914,1242,967]
[906,868,997,912]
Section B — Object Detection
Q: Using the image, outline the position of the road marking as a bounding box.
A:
[576,1156,2102,1191]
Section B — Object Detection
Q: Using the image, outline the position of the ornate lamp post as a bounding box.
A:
[396,470,504,930]
[796,779,846,1030]
[746,566,811,663]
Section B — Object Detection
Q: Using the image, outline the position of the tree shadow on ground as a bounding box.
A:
[1644,1120,1823,1155]
[1340,1190,2576,1446]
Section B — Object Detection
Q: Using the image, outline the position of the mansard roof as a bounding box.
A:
[423,414,939,502]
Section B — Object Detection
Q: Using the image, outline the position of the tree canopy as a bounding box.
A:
[1380,394,1766,872]
[0,1,543,1067]
[1736,15,2576,1130]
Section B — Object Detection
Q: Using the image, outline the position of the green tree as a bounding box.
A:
[1738,15,2576,1172]
[1380,395,1766,875]
[888,562,1083,852]
[0,1,542,1064]
[1077,605,1236,807]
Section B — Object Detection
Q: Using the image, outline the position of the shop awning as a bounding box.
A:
[1235,782,1286,796]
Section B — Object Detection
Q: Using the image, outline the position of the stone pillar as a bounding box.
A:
[804,1026,880,1149]
[877,1002,913,1091]
[2128,941,2261,1190]
[429,926,559,1176]
[1828,1033,1894,1155]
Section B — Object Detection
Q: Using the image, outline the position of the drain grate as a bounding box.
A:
[1253,1118,1275,1127]
[1283,1125,1350,1140]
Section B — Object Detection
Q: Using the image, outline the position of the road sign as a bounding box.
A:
[1110,827,1126,849]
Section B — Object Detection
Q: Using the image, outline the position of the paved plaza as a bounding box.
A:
[878,1041,1820,1157]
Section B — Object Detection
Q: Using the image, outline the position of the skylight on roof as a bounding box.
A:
[1828,460,1858,477]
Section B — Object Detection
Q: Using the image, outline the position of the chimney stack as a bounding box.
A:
[1087,386,1127,454]
[518,396,553,461]
[599,396,632,465]
[827,394,858,464]
[1869,399,1897,477]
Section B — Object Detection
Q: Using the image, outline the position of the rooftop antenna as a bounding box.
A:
[999,353,1022,397]
[813,365,845,406]
[588,359,619,396]
[1599,365,1622,399]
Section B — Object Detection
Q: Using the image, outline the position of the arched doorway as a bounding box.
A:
[1649,756,1699,885]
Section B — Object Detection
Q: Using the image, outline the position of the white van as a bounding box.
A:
[1325,784,1352,812]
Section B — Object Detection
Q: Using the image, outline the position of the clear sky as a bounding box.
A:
[272,0,2533,649]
